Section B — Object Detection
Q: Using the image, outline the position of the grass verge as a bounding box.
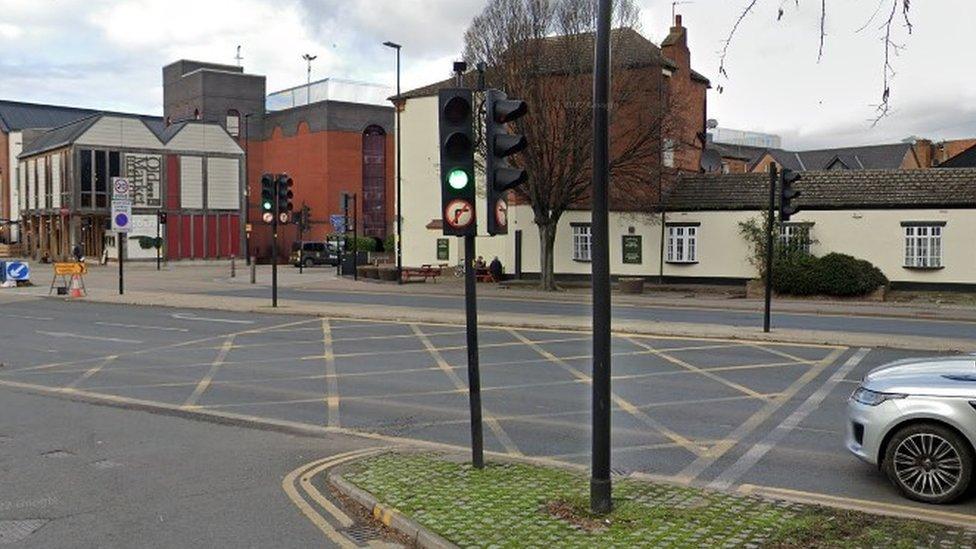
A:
[342,452,975,548]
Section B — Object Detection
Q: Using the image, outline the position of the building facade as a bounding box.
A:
[16,114,244,261]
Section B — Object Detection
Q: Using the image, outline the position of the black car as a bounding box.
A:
[291,241,339,267]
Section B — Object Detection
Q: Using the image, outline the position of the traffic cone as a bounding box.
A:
[69,274,83,298]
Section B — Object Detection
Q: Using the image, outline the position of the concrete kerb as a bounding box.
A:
[32,291,976,353]
[328,471,457,549]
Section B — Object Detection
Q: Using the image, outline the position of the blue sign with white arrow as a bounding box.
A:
[2,261,30,282]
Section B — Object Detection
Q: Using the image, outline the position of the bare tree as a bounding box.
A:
[716,0,913,123]
[463,0,685,290]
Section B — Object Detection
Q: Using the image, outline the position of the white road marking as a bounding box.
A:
[36,331,142,344]
[95,322,189,332]
[0,313,55,321]
[170,313,253,324]
[708,347,871,490]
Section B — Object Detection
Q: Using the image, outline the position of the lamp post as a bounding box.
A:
[244,112,252,265]
[383,40,403,285]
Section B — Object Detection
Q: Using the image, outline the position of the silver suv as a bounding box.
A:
[846,356,976,503]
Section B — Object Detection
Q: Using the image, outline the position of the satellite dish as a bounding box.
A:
[706,119,719,129]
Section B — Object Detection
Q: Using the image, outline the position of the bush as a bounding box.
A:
[383,233,396,253]
[817,253,888,296]
[772,254,821,296]
[772,253,887,297]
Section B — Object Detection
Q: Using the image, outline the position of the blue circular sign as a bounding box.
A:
[115,213,129,227]
[5,261,30,281]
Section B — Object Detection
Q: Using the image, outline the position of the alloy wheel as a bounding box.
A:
[892,432,963,499]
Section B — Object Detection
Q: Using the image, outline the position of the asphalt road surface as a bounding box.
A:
[1,297,974,540]
[0,384,380,548]
[203,286,976,341]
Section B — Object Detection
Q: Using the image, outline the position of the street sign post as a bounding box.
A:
[111,178,132,296]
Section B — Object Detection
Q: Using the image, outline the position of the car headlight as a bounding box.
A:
[851,387,907,406]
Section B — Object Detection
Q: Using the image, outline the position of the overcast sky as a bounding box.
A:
[1,0,973,149]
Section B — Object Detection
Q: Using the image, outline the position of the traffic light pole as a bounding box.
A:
[272,181,279,308]
[156,212,161,271]
[464,233,484,469]
[590,0,612,515]
[763,163,777,333]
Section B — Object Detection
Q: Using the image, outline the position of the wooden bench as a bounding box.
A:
[401,264,443,283]
[475,268,496,283]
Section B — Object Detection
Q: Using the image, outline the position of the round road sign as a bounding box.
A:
[444,199,473,229]
[113,177,130,197]
[495,198,508,229]
[114,213,129,228]
[279,212,290,224]
[262,212,274,223]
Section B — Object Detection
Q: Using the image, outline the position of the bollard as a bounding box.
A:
[231,255,236,278]
[250,259,256,284]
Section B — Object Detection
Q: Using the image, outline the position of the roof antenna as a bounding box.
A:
[671,1,693,23]
[235,45,243,67]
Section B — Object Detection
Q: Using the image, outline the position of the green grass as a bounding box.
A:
[342,452,975,548]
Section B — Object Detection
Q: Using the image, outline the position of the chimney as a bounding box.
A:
[913,138,933,167]
[662,13,689,70]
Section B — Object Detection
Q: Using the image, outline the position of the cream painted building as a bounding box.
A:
[398,90,976,293]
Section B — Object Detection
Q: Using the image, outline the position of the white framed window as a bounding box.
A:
[662,138,676,168]
[226,111,240,137]
[779,223,811,255]
[666,224,698,263]
[572,224,591,262]
[904,223,943,268]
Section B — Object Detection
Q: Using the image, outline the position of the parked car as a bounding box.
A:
[846,356,976,503]
[290,241,339,268]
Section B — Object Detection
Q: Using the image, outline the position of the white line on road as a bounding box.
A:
[708,347,871,490]
[170,313,254,325]
[36,331,142,344]
[0,313,55,321]
[95,322,190,332]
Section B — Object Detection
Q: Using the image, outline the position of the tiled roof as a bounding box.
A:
[746,143,914,171]
[397,28,706,100]
[668,168,976,211]
[0,99,159,133]
[18,115,101,157]
[940,143,976,168]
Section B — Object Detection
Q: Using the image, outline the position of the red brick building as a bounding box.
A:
[163,61,394,262]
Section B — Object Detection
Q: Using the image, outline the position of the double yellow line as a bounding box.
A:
[281,447,387,547]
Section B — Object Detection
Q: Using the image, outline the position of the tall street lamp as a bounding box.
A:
[383,40,403,285]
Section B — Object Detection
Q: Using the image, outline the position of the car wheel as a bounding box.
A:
[304,258,315,268]
[882,422,973,504]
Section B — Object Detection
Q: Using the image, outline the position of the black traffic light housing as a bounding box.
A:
[276,174,294,222]
[438,88,476,236]
[485,89,528,236]
[158,211,167,225]
[779,169,802,222]
[261,173,275,222]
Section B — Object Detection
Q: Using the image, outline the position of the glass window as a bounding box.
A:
[226,111,240,137]
[666,225,698,263]
[662,138,676,168]
[572,224,591,262]
[904,224,943,268]
[779,224,811,255]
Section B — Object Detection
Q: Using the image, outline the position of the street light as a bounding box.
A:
[383,40,403,285]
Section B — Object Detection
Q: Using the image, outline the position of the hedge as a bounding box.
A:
[772,253,888,297]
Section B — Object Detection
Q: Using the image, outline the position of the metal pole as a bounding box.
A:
[763,163,777,333]
[298,209,304,275]
[395,46,403,285]
[464,233,484,468]
[353,193,359,281]
[244,113,251,266]
[118,232,124,295]
[272,179,279,308]
[156,212,161,271]
[590,0,612,515]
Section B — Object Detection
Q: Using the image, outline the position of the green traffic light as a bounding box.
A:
[262,201,273,211]
[448,169,469,190]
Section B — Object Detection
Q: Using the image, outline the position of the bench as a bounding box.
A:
[401,264,443,283]
[475,268,496,283]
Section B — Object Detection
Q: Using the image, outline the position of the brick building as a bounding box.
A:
[162,60,394,262]
[2,60,394,262]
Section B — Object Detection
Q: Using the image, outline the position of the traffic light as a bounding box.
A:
[158,211,167,225]
[485,89,528,235]
[261,173,275,223]
[779,169,802,222]
[438,88,476,236]
[276,174,294,223]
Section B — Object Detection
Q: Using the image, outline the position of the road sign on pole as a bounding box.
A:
[111,200,132,233]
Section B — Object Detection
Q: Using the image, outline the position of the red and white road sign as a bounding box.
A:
[262,212,274,223]
[279,212,290,224]
[494,198,508,229]
[444,199,474,229]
